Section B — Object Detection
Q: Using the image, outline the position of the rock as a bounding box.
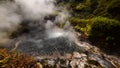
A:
[72,52,82,59]
[65,53,72,59]
[69,52,88,68]
[87,60,102,67]
[70,59,78,68]
[47,59,55,65]
[72,52,87,59]
[36,63,43,68]
[56,64,60,68]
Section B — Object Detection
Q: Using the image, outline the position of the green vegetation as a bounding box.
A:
[70,16,120,53]
[93,0,120,20]
[89,17,120,50]
[70,17,91,37]
[60,0,120,54]
[63,0,120,20]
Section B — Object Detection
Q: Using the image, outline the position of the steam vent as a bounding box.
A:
[0,0,120,68]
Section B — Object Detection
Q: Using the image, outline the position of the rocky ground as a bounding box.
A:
[34,46,120,68]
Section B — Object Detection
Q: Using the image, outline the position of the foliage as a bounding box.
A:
[0,49,39,68]
[106,0,120,20]
[64,0,120,21]
[93,0,120,21]
[89,17,120,52]
[70,16,120,52]
[70,17,91,37]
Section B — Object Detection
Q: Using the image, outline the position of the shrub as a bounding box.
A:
[70,17,91,37]
[106,0,120,20]
[70,16,120,52]
[89,17,120,52]
[93,0,120,21]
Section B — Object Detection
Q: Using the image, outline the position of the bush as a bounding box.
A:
[89,17,120,52]
[93,0,120,21]
[70,16,120,52]
[107,0,120,20]
[70,17,91,37]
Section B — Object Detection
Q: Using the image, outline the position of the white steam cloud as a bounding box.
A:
[15,0,55,20]
[0,0,56,44]
[0,2,21,43]
[0,0,77,46]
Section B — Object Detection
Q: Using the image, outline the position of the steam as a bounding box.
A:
[0,0,56,44]
[0,2,21,43]
[0,0,77,52]
[15,0,55,20]
[45,20,76,41]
